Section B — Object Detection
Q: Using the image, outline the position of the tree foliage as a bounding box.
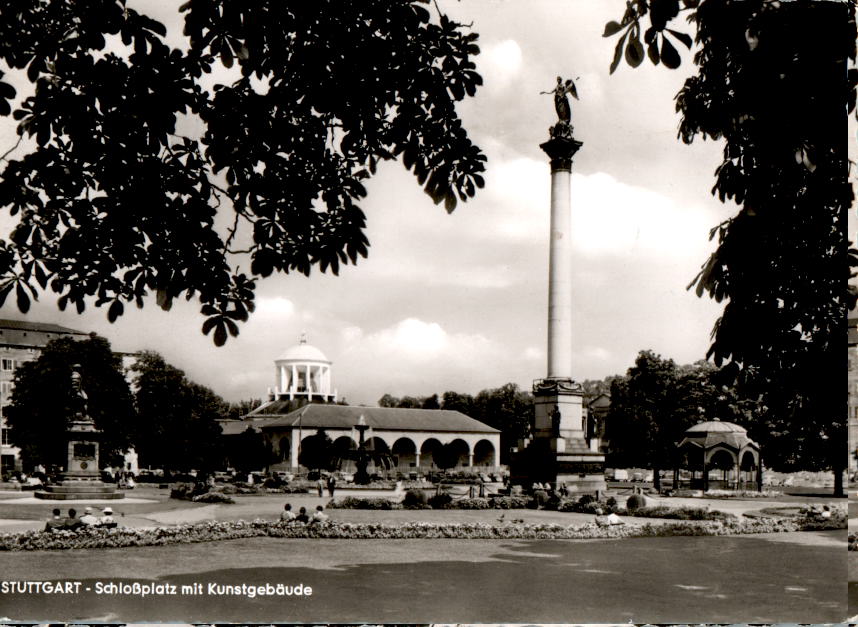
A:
[6,334,135,470]
[131,351,226,474]
[228,426,273,474]
[607,351,763,488]
[0,1,486,344]
[298,428,335,472]
[605,0,855,494]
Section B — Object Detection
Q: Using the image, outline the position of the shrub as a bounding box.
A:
[625,505,733,521]
[454,497,492,509]
[530,489,549,509]
[489,496,530,509]
[192,492,235,504]
[626,493,646,511]
[169,482,207,500]
[605,497,619,513]
[402,488,428,508]
[428,493,453,509]
[0,514,844,551]
[327,497,400,510]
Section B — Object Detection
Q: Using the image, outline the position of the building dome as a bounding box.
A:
[270,334,335,403]
[276,340,330,364]
[684,419,747,435]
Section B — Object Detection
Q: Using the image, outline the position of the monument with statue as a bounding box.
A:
[510,78,606,494]
[35,365,124,500]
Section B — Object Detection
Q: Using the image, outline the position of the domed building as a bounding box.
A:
[270,334,336,403]
[674,418,762,491]
[218,335,501,474]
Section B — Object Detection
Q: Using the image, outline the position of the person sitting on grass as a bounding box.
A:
[79,507,99,526]
[309,504,329,525]
[44,508,64,532]
[295,506,310,524]
[100,507,117,528]
[280,503,297,523]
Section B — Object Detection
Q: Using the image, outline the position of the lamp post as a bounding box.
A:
[353,414,371,485]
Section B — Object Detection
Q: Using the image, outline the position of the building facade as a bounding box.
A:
[0,319,89,473]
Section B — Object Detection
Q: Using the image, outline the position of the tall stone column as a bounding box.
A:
[508,103,605,494]
[541,135,582,380]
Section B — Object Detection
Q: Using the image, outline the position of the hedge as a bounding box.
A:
[0,513,844,551]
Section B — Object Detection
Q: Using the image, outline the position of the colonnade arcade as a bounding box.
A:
[269,428,500,470]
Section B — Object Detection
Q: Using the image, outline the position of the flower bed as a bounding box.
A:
[0,512,844,551]
[329,494,531,510]
[622,505,734,521]
[702,489,784,498]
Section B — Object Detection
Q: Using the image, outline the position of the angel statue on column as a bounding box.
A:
[541,76,578,123]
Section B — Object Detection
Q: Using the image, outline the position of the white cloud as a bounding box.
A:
[482,39,523,88]
[254,297,295,318]
[483,163,715,262]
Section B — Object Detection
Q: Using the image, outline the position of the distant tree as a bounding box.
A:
[396,396,423,409]
[605,0,855,496]
[6,334,135,471]
[298,428,335,472]
[229,426,272,474]
[472,383,532,465]
[441,390,475,415]
[226,398,263,421]
[0,1,486,344]
[377,394,399,408]
[606,351,686,490]
[131,351,226,476]
[421,393,440,410]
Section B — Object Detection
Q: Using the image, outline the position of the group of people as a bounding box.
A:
[44,506,116,532]
[316,475,337,497]
[531,481,570,497]
[280,503,329,525]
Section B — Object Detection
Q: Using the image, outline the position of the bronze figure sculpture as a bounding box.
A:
[542,76,578,123]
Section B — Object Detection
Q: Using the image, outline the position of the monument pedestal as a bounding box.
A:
[35,417,124,501]
[511,378,605,494]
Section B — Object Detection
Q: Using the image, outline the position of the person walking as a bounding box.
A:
[316,476,324,497]
[327,475,337,497]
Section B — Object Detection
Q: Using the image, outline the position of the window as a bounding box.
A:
[1,359,13,371]
[1,427,9,446]
[1,382,12,399]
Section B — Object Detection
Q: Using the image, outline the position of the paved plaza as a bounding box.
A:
[0,532,844,623]
[0,486,847,623]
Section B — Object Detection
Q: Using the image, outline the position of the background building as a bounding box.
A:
[220,337,502,473]
[0,319,89,473]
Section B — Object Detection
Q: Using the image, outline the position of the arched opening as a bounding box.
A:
[392,437,417,469]
[446,438,470,469]
[367,436,390,454]
[709,449,737,488]
[739,450,757,488]
[473,439,495,467]
[420,438,442,468]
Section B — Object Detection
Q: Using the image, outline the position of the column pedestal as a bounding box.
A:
[512,378,606,493]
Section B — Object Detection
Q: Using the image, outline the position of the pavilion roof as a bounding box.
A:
[257,403,499,434]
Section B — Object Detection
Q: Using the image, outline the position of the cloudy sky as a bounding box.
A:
[0,1,805,405]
